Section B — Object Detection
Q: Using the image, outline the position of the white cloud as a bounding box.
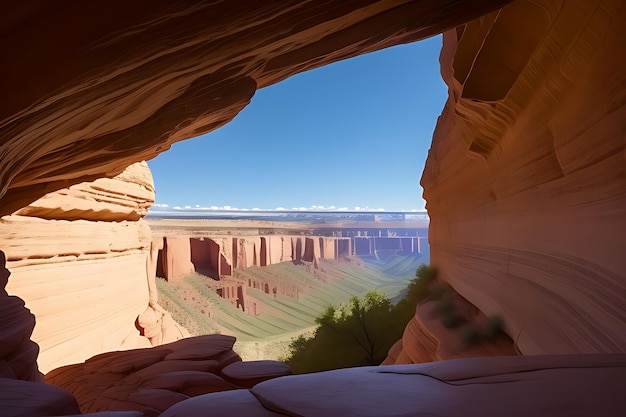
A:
[151,204,426,213]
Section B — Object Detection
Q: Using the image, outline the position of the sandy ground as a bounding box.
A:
[233,326,317,362]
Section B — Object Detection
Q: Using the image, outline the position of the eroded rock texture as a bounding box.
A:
[161,354,626,417]
[383,282,517,365]
[46,335,291,414]
[0,162,187,373]
[0,0,511,216]
[152,234,352,281]
[421,0,626,355]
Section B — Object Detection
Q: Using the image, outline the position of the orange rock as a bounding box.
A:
[0,1,510,216]
[422,0,626,355]
[0,163,188,373]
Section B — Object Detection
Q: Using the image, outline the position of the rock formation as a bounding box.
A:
[0,162,187,374]
[46,335,292,414]
[152,234,353,281]
[0,0,625,414]
[0,0,511,217]
[383,282,517,364]
[419,0,626,356]
[0,250,83,416]
[160,354,625,417]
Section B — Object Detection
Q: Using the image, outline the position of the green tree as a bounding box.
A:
[286,290,404,373]
[284,264,439,374]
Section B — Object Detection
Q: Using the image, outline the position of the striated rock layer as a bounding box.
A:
[0,0,511,216]
[46,334,292,414]
[0,162,187,373]
[152,234,352,281]
[419,0,626,356]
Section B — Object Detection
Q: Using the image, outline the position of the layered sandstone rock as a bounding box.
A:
[384,284,517,365]
[46,334,292,414]
[420,0,626,356]
[0,0,511,217]
[0,0,624,414]
[0,162,186,373]
[0,251,82,416]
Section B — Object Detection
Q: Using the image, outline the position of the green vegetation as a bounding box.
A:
[284,290,407,373]
[284,263,439,374]
[485,315,505,341]
[156,258,419,342]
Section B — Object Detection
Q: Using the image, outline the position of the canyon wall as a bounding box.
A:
[0,0,623,378]
[0,0,510,217]
[0,162,186,373]
[417,0,626,356]
[153,235,353,281]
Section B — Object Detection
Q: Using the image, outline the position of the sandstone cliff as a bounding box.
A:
[152,235,352,281]
[419,0,626,356]
[0,0,511,216]
[0,162,187,373]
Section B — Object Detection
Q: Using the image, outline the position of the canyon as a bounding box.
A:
[0,0,624,415]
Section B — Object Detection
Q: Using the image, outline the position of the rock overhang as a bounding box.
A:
[0,0,512,216]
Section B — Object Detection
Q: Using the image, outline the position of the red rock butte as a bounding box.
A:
[0,1,625,416]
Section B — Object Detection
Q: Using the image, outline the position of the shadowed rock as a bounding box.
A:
[46,334,293,414]
[162,354,626,416]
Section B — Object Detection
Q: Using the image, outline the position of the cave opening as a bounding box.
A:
[147,36,446,217]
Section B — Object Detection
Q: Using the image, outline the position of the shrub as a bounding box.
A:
[429,282,447,301]
[434,296,455,316]
[485,315,505,341]
[285,290,405,373]
[441,312,463,329]
[404,264,439,303]
[460,323,482,345]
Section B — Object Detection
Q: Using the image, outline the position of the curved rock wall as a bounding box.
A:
[0,162,186,373]
[0,0,511,217]
[421,0,626,355]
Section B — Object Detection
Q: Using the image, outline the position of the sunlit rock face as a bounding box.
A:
[0,0,512,216]
[421,0,626,356]
[153,235,351,281]
[0,162,187,373]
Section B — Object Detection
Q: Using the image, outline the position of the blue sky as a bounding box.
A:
[148,35,447,212]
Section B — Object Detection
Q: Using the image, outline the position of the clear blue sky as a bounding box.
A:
[148,35,447,212]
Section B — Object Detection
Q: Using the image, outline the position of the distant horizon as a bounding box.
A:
[148,36,446,212]
[149,203,428,215]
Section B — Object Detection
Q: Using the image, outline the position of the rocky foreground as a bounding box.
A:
[0,0,624,415]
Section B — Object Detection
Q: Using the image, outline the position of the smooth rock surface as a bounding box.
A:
[46,335,293,414]
[251,355,625,417]
[221,360,292,388]
[0,1,510,216]
[0,377,80,417]
[412,0,626,358]
[161,389,283,417]
[159,354,626,417]
[0,162,187,373]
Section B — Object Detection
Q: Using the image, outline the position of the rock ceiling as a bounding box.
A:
[0,0,512,216]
